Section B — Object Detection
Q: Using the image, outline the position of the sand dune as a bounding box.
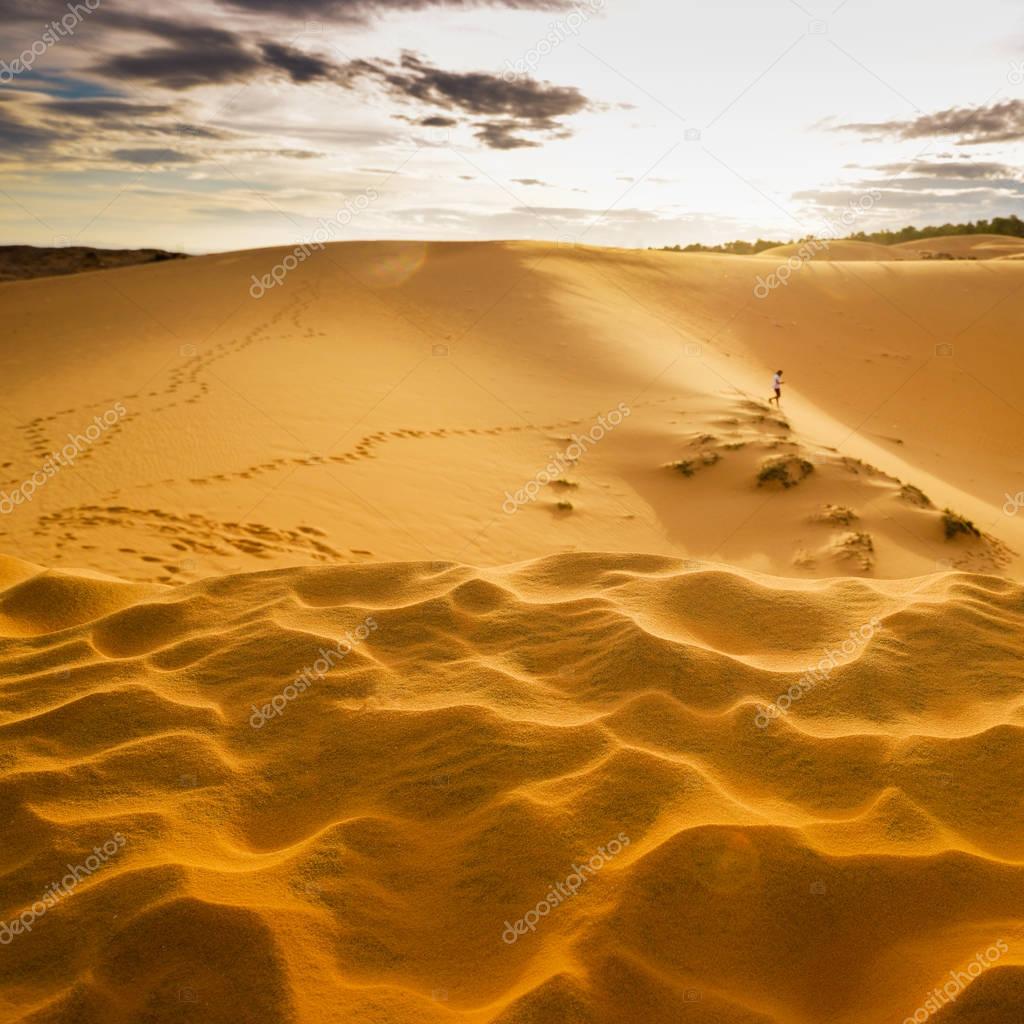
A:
[0,552,1021,1023]
[759,235,1024,262]
[0,241,1021,583]
[757,239,907,261]
[892,234,1024,260]
[1,240,1022,1023]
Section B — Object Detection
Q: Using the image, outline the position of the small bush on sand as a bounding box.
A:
[942,509,980,540]
[670,451,719,477]
[900,483,934,509]
[555,500,574,512]
[831,531,874,571]
[812,504,857,526]
[757,455,814,489]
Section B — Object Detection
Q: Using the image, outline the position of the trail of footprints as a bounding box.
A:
[165,420,577,489]
[35,505,350,583]
[5,276,666,490]
[3,285,327,487]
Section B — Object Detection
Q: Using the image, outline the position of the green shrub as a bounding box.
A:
[942,509,980,540]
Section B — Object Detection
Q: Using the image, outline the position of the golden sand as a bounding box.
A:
[0,242,1021,1023]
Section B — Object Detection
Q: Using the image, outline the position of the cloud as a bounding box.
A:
[473,121,538,148]
[346,51,588,120]
[511,178,548,186]
[794,157,1023,215]
[217,0,572,19]
[0,103,65,156]
[259,41,337,83]
[110,147,197,164]
[90,15,347,89]
[794,183,1024,216]
[86,22,594,150]
[94,20,265,90]
[40,98,175,120]
[344,51,590,147]
[870,160,1018,180]
[17,6,597,150]
[236,147,325,159]
[837,100,1024,145]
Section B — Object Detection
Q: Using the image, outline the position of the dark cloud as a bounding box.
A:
[259,42,336,83]
[91,14,346,89]
[0,104,65,155]
[838,100,1024,145]
[871,160,1018,180]
[43,98,174,120]
[346,52,587,120]
[172,123,233,140]
[11,11,596,152]
[794,184,1024,212]
[110,147,197,164]
[39,97,222,142]
[95,20,264,90]
[218,0,571,19]
[473,121,537,148]
[345,51,589,148]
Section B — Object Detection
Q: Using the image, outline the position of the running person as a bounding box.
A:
[769,369,783,407]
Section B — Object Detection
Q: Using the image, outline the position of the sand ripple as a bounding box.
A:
[0,553,1021,1023]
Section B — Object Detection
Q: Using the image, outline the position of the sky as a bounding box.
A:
[0,0,1022,253]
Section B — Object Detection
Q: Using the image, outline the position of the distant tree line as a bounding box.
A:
[845,215,1024,245]
[657,238,784,255]
[654,215,1024,253]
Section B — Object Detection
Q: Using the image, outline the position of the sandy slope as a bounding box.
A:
[0,241,1021,583]
[0,552,1021,1024]
[1,241,1023,1023]
[759,235,1024,263]
[757,240,907,261]
[892,235,1024,260]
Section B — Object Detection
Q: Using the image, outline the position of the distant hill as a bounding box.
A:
[656,214,1024,255]
[0,245,187,283]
